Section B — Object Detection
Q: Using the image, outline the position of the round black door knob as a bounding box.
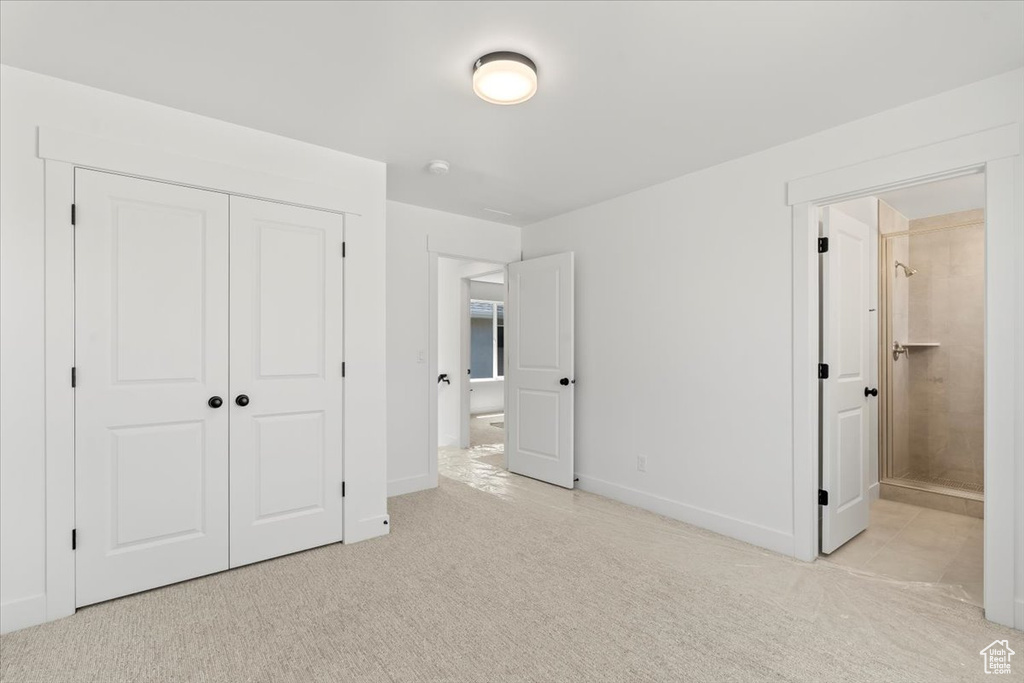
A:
[559,377,570,386]
[235,394,250,407]
[865,387,879,397]
[208,396,223,409]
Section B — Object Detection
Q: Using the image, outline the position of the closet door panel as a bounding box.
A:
[74,170,230,607]
[229,197,345,568]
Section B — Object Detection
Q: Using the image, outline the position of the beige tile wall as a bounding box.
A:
[905,210,984,486]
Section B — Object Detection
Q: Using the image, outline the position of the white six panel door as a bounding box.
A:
[75,170,230,606]
[228,197,345,568]
[506,252,575,488]
[820,207,872,554]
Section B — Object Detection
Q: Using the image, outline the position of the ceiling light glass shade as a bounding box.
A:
[472,52,537,105]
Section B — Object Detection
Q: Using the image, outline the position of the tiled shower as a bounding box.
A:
[880,205,985,514]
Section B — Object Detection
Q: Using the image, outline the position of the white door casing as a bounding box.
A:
[228,197,345,568]
[820,207,872,554]
[505,252,575,488]
[74,170,230,606]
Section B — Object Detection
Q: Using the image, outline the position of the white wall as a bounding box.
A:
[468,280,505,415]
[469,382,504,415]
[522,70,1023,560]
[437,257,465,447]
[0,66,388,633]
[469,280,504,301]
[386,201,519,496]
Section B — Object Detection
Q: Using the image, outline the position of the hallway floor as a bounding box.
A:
[469,412,505,447]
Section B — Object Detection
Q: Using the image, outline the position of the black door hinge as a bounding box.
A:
[818,490,829,506]
[342,242,346,258]
[71,204,76,226]
[71,367,77,388]
[71,528,77,550]
[342,362,346,378]
[817,237,828,253]
[818,363,829,379]
[341,481,346,498]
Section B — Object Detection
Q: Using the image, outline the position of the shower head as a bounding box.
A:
[895,261,918,277]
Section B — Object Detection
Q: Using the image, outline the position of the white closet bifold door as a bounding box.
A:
[228,197,346,567]
[74,170,230,607]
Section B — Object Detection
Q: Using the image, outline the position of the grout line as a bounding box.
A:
[860,504,923,568]
[935,521,984,585]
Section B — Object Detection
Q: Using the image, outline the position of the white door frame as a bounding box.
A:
[427,253,511,486]
[39,128,373,627]
[788,123,1022,628]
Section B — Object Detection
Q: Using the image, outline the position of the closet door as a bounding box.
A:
[75,170,230,607]
[229,197,345,567]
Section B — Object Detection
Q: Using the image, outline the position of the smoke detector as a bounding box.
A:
[426,160,450,175]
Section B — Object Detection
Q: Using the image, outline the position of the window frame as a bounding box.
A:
[469,298,504,382]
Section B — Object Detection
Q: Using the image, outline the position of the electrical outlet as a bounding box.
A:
[637,455,647,473]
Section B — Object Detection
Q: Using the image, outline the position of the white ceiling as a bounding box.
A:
[471,272,505,285]
[2,2,1021,226]
[439,257,500,281]
[878,174,987,219]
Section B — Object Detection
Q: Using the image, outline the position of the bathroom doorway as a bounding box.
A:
[818,172,986,607]
[877,173,986,514]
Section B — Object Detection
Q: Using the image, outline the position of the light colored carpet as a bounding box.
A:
[1,472,1017,682]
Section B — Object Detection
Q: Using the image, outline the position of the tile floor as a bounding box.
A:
[819,498,983,605]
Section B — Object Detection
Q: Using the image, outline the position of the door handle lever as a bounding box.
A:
[438,373,450,385]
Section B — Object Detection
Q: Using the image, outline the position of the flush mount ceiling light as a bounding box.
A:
[472,52,538,105]
[426,159,450,175]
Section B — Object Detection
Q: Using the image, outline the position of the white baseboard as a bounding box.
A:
[387,472,437,498]
[869,482,880,501]
[0,593,47,635]
[576,474,795,557]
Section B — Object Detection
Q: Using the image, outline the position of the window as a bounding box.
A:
[470,299,504,380]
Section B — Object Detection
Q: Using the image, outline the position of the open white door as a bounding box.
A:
[506,252,575,488]
[820,207,872,554]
